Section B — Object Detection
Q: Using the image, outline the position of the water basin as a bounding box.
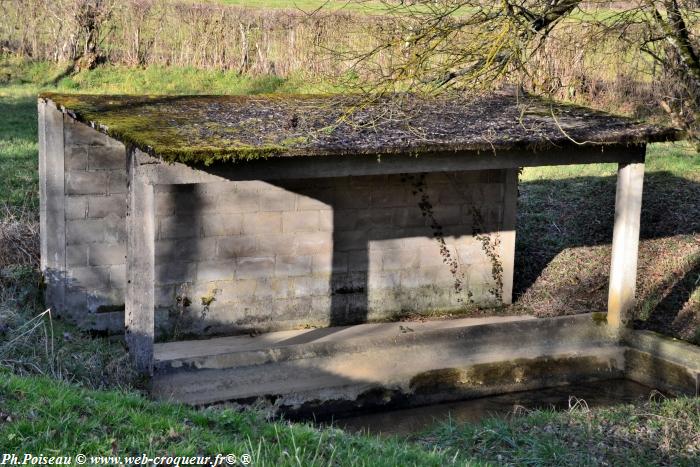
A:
[329,379,662,437]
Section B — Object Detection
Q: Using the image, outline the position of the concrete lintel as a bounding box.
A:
[135,145,646,185]
[126,148,156,375]
[607,161,645,328]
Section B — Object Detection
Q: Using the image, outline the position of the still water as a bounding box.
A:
[330,379,660,437]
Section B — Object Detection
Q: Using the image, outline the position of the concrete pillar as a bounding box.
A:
[38,100,66,315]
[608,161,645,328]
[500,168,519,304]
[126,149,155,374]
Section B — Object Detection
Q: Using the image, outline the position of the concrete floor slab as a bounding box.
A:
[154,315,535,361]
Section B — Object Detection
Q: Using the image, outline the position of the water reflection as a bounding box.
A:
[331,379,661,437]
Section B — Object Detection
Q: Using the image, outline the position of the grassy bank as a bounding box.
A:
[0,372,448,466]
[1,372,698,465]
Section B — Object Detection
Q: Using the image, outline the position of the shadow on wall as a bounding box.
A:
[52,166,699,341]
[275,173,507,328]
[151,170,512,339]
[515,171,700,338]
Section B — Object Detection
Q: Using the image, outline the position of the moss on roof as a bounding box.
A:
[40,92,682,166]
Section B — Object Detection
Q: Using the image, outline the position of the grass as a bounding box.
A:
[0,266,137,389]
[418,394,700,466]
[515,142,700,342]
[0,372,450,465]
[0,89,38,209]
[1,372,698,465]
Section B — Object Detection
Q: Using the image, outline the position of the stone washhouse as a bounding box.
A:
[39,92,700,413]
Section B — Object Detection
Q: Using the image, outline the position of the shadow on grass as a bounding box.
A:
[515,170,700,337]
[634,257,700,339]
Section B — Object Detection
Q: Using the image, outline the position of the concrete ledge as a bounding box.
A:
[150,314,700,414]
[152,314,630,409]
[622,329,700,371]
[622,330,700,395]
[153,314,612,374]
[155,315,536,363]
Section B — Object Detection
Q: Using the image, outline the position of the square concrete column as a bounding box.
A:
[500,168,519,304]
[608,161,645,328]
[38,100,66,315]
[126,149,155,374]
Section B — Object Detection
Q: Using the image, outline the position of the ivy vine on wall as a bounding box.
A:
[402,173,474,306]
[403,172,506,307]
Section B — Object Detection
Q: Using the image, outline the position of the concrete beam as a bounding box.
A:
[608,161,645,328]
[38,100,66,315]
[126,148,156,375]
[135,145,646,185]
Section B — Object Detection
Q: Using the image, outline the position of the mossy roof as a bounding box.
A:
[41,92,682,166]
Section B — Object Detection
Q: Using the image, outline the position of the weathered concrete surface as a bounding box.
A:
[622,330,700,395]
[38,100,66,315]
[125,150,156,375]
[152,314,622,409]
[155,315,536,362]
[608,162,645,327]
[39,105,127,328]
[151,314,700,413]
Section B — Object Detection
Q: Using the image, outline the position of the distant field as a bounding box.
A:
[198,0,626,18]
[213,0,386,13]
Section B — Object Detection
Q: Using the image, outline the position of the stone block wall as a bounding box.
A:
[40,105,517,337]
[62,116,128,327]
[39,102,129,331]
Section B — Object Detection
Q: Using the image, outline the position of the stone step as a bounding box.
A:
[154,315,536,366]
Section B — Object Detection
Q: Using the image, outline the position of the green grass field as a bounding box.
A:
[1,55,699,464]
[1,372,699,465]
